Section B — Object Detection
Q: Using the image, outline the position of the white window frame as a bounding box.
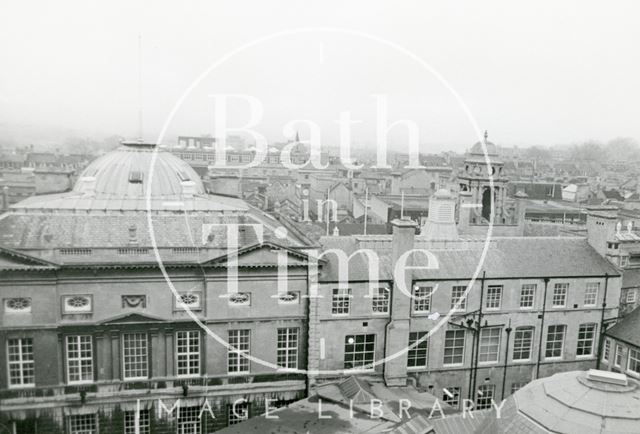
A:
[7,338,35,388]
[627,349,640,376]
[478,327,501,364]
[443,329,465,366]
[621,256,629,267]
[68,414,98,434]
[277,327,299,370]
[512,327,534,362]
[124,409,151,434]
[66,335,93,384]
[228,329,250,374]
[485,285,502,310]
[584,283,599,307]
[122,332,149,380]
[413,286,432,314]
[519,284,536,309]
[614,344,623,367]
[176,330,200,378]
[344,334,376,371]
[442,387,460,409]
[602,338,611,363]
[626,289,637,304]
[451,286,467,311]
[331,288,352,315]
[371,287,390,314]
[476,384,495,410]
[178,405,202,433]
[544,324,566,360]
[552,283,569,308]
[510,382,526,395]
[407,331,428,369]
[228,401,249,426]
[576,323,597,357]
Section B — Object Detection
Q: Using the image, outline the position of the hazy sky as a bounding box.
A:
[1,0,639,153]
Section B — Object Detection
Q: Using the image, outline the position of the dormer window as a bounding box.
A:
[128,171,144,184]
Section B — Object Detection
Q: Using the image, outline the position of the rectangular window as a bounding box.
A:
[552,283,569,307]
[485,286,502,310]
[513,327,534,361]
[176,331,200,377]
[476,384,495,410]
[584,283,599,306]
[413,286,432,313]
[451,286,467,310]
[603,339,611,363]
[615,344,623,367]
[228,330,250,374]
[519,284,536,308]
[407,332,428,368]
[479,327,501,363]
[277,327,299,369]
[372,287,390,314]
[344,334,375,370]
[331,288,352,315]
[442,387,460,409]
[228,402,249,426]
[511,382,526,395]
[7,338,34,388]
[576,323,596,357]
[69,414,97,434]
[627,349,640,375]
[545,325,566,359]
[122,333,148,380]
[626,290,637,304]
[66,335,93,384]
[443,330,465,366]
[178,406,201,433]
[124,409,150,434]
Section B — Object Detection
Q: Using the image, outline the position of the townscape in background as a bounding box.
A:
[2,132,640,433]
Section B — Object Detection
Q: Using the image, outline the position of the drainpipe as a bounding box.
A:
[596,274,610,369]
[501,320,512,401]
[535,278,550,379]
[466,318,477,401]
[470,271,485,401]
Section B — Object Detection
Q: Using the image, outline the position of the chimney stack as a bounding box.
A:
[384,218,418,387]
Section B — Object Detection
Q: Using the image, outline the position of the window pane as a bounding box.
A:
[513,327,534,361]
[228,330,250,373]
[407,332,428,368]
[479,327,501,363]
[176,331,200,377]
[443,330,465,365]
[545,325,566,358]
[123,333,148,380]
[344,334,375,370]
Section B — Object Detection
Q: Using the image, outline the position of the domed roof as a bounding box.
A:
[469,131,498,156]
[73,141,205,199]
[474,370,640,434]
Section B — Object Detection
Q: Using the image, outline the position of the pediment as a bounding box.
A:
[204,242,311,268]
[99,312,166,324]
[0,246,58,269]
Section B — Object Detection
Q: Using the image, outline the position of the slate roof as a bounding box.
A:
[605,306,640,348]
[622,268,640,289]
[318,236,619,282]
